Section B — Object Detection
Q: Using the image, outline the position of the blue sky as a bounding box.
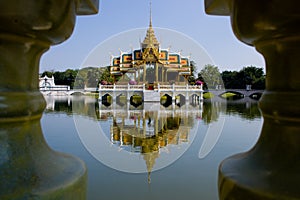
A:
[40,0,265,73]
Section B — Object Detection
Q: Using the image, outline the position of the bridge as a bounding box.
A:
[98,83,203,102]
[40,86,97,96]
[204,89,264,99]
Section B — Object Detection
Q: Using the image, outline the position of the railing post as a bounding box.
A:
[0,1,99,199]
[98,84,102,101]
[172,83,176,102]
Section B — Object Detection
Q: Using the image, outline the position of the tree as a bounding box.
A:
[221,66,265,89]
[198,64,221,89]
[41,71,54,77]
[221,70,240,89]
[188,61,197,85]
[99,66,114,84]
[241,66,265,89]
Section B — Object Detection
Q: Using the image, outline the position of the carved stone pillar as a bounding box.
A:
[205,0,300,199]
[0,1,98,199]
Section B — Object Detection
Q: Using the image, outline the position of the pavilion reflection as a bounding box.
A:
[43,95,202,182]
[100,100,202,182]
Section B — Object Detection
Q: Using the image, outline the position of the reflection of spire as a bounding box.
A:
[143,151,159,184]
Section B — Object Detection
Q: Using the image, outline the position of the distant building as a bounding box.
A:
[39,75,55,88]
[39,75,70,92]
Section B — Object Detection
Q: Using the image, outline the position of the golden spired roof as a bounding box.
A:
[141,0,159,49]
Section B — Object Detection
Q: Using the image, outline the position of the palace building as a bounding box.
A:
[99,4,203,103]
[109,13,192,85]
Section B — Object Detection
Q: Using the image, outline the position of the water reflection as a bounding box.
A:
[42,95,262,199]
[202,99,261,123]
[43,96,261,181]
[44,96,261,122]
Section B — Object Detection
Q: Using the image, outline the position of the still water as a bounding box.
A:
[41,96,262,200]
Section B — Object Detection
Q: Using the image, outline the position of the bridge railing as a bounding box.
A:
[158,84,203,91]
[40,85,70,91]
[98,83,203,92]
[99,84,145,91]
[84,87,98,92]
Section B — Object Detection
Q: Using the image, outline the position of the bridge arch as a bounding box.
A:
[101,93,112,107]
[161,93,172,107]
[189,93,202,101]
[116,94,126,106]
[249,92,263,100]
[70,91,85,95]
[130,94,143,108]
[219,91,245,100]
[175,94,186,107]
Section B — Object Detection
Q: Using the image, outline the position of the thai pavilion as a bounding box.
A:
[109,16,192,85]
[99,6,203,103]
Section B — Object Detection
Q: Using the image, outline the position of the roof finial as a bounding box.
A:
[149,0,152,27]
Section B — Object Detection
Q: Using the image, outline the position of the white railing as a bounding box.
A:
[40,85,70,91]
[99,83,202,92]
[99,84,144,91]
[84,87,98,92]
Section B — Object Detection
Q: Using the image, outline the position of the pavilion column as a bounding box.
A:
[155,63,158,82]
[137,68,140,83]
[205,0,300,199]
[165,71,168,82]
[0,1,98,199]
[143,64,147,82]
[161,68,164,83]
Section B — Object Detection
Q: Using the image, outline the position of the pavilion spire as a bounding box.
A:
[141,0,159,49]
[149,0,152,27]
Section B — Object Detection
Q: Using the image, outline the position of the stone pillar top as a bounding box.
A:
[205,0,231,15]
[0,0,99,45]
[77,0,99,15]
[205,0,300,45]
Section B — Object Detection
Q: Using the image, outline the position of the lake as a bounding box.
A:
[41,95,262,200]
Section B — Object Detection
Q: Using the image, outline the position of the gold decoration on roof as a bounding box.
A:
[142,24,159,49]
[141,0,159,50]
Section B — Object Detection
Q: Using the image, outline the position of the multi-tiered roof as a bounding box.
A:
[109,4,191,83]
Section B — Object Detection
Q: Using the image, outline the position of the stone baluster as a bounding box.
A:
[205,0,300,199]
[0,1,98,199]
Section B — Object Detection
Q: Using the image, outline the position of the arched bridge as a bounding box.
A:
[40,87,97,96]
[204,89,264,99]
